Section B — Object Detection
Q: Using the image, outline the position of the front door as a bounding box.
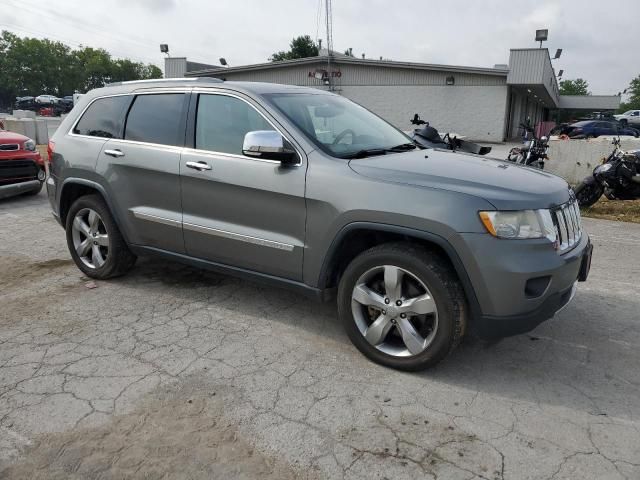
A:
[180,92,306,281]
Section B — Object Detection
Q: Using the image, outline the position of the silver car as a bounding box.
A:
[47,78,592,370]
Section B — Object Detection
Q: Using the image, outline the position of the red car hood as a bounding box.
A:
[0,130,30,143]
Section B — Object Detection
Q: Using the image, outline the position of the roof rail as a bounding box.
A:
[107,77,224,87]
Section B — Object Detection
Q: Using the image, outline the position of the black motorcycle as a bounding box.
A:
[408,114,492,155]
[506,122,549,169]
[574,137,640,207]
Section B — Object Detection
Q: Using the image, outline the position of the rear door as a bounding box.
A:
[180,91,307,280]
[96,91,189,253]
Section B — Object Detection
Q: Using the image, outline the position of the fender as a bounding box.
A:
[59,177,131,244]
[318,221,483,320]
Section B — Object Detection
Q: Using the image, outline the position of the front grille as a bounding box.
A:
[552,197,582,253]
[0,159,39,184]
[0,144,20,151]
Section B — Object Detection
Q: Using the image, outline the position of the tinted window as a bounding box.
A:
[125,94,186,146]
[195,94,275,155]
[73,96,131,138]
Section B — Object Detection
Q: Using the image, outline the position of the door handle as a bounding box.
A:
[186,161,212,171]
[104,149,125,158]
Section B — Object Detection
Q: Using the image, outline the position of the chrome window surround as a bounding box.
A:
[67,88,304,167]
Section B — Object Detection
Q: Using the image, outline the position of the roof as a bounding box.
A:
[186,55,510,78]
[558,95,621,110]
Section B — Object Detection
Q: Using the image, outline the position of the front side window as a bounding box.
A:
[73,96,131,138]
[125,94,186,146]
[264,93,411,158]
[195,94,275,155]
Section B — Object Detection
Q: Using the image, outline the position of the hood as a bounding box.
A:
[0,131,30,143]
[349,148,571,210]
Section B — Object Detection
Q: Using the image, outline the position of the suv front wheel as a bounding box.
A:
[65,194,136,279]
[338,243,467,371]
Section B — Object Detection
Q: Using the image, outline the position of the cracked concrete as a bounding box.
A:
[0,192,639,479]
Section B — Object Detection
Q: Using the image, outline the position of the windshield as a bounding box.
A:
[264,93,411,158]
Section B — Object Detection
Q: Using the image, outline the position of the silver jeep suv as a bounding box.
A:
[47,78,592,370]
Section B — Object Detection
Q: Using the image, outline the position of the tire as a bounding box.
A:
[65,194,136,279]
[337,242,467,371]
[574,178,604,207]
[23,182,43,196]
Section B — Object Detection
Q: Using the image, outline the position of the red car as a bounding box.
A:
[0,128,46,199]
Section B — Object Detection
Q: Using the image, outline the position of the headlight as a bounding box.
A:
[24,139,36,151]
[595,163,612,173]
[479,210,557,241]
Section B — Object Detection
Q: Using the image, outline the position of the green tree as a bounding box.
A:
[618,74,640,112]
[0,30,162,109]
[269,35,319,62]
[559,78,590,96]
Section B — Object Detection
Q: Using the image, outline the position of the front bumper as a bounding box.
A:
[0,179,42,200]
[450,232,592,339]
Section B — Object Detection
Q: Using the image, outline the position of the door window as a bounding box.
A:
[195,94,275,155]
[73,95,132,138]
[124,94,186,146]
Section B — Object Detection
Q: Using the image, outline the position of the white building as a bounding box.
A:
[173,48,620,142]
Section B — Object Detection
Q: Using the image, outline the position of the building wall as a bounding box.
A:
[341,85,509,142]
[210,62,509,142]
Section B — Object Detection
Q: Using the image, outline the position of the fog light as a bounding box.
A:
[37,169,46,181]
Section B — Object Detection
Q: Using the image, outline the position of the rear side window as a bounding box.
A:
[125,94,186,146]
[73,96,131,138]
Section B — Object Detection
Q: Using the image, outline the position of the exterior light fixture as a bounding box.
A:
[446,76,455,86]
[535,29,548,48]
[553,48,562,59]
[219,58,228,66]
[160,44,169,56]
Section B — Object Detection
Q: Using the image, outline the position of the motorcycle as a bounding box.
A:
[574,137,640,207]
[408,114,492,155]
[506,122,550,169]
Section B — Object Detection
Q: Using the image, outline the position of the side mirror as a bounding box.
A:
[242,130,298,165]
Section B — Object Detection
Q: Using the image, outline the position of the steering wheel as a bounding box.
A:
[333,129,356,145]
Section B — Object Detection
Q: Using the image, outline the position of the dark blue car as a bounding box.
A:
[567,120,639,138]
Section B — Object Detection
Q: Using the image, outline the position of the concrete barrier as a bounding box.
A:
[546,137,640,186]
[35,119,49,145]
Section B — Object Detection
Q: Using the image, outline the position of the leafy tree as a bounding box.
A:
[0,30,162,109]
[559,78,590,96]
[270,35,319,62]
[618,74,640,112]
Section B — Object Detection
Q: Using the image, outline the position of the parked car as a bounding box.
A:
[47,79,592,370]
[614,109,640,127]
[59,96,75,113]
[15,96,37,110]
[35,94,60,105]
[566,120,639,138]
[0,128,46,199]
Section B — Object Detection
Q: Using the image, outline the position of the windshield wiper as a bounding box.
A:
[387,142,417,151]
[341,143,417,159]
[341,148,388,159]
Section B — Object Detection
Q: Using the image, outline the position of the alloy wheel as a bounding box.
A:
[71,208,109,269]
[351,265,438,357]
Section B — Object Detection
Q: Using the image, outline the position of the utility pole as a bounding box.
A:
[325,0,334,90]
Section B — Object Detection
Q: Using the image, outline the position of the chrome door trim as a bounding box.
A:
[183,222,295,251]
[131,210,182,228]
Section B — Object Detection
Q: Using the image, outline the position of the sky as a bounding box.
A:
[2,0,639,96]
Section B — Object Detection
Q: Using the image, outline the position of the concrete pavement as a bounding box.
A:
[0,192,639,479]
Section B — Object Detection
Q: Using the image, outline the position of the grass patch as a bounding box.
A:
[581,197,640,223]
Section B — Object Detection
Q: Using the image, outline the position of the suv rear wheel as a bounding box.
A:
[65,194,136,279]
[338,243,467,370]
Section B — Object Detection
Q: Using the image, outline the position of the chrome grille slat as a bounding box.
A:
[552,197,582,253]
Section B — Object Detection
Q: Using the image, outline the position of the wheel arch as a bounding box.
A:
[59,178,129,243]
[317,222,482,319]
